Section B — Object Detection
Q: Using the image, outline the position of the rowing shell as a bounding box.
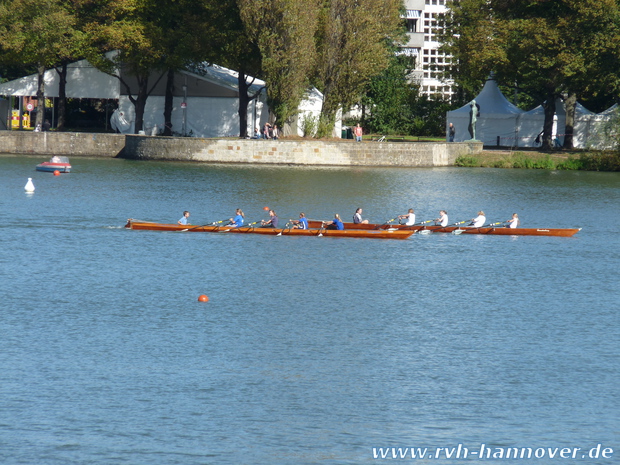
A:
[306,220,581,237]
[125,220,415,239]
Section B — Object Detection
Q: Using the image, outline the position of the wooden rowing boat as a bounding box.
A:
[125,220,415,239]
[306,220,581,237]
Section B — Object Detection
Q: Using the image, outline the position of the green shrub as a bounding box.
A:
[455,156,481,167]
[578,151,620,171]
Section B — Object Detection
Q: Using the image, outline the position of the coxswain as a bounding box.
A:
[178,211,190,225]
[353,208,369,224]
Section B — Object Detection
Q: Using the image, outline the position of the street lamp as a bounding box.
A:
[182,83,187,136]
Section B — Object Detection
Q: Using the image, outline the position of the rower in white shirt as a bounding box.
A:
[470,211,486,227]
[397,208,416,226]
[434,210,448,227]
[506,213,520,229]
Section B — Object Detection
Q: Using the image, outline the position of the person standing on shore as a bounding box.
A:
[448,123,455,142]
[354,124,363,142]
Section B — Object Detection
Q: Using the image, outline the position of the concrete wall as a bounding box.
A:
[0,131,483,167]
[0,131,125,157]
[124,136,482,167]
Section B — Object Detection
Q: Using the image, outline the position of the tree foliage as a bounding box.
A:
[0,0,83,126]
[439,0,620,149]
[238,0,320,128]
[314,0,403,137]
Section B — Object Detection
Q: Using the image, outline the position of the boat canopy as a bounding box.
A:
[50,156,70,163]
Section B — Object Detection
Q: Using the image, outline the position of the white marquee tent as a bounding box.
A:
[446,78,617,148]
[0,53,333,138]
[446,78,524,146]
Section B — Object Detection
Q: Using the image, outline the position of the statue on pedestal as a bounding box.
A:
[468,100,481,140]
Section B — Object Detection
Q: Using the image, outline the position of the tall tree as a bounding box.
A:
[204,0,263,138]
[314,0,403,138]
[84,0,168,134]
[362,54,418,135]
[238,0,320,129]
[0,0,82,128]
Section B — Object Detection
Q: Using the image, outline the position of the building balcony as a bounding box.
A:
[402,32,425,49]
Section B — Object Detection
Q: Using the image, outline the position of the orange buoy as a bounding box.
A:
[263,206,269,211]
[198,294,209,302]
[53,170,60,176]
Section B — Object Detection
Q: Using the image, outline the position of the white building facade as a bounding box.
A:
[400,0,453,100]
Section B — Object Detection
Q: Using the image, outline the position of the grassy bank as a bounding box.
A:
[456,150,620,171]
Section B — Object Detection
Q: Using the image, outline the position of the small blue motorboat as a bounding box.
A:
[36,156,71,173]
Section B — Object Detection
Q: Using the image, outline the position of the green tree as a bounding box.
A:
[238,0,320,129]
[211,0,263,138]
[314,0,403,138]
[0,0,82,128]
[363,54,418,135]
[439,0,620,150]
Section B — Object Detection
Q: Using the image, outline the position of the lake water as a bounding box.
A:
[1,155,618,464]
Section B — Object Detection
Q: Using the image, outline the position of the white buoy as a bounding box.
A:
[25,178,35,192]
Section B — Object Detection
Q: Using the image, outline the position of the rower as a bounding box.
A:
[434,210,448,227]
[323,214,344,230]
[505,213,520,229]
[398,208,416,226]
[469,211,486,227]
[261,209,279,228]
[227,208,245,227]
[291,212,309,229]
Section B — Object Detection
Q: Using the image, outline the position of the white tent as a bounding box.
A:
[446,78,524,145]
[581,103,618,149]
[0,53,336,138]
[446,79,616,148]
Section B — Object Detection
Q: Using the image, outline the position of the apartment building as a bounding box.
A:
[400,0,453,99]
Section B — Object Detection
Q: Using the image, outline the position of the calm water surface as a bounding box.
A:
[0,156,618,464]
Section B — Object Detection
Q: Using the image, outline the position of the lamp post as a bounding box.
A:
[182,83,187,136]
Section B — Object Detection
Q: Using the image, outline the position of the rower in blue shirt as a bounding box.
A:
[178,211,190,225]
[323,213,344,230]
[291,212,309,229]
[227,208,245,227]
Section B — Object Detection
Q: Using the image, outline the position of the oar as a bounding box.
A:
[449,220,475,235]
[276,222,292,236]
[375,217,398,229]
[414,219,434,235]
[222,220,260,232]
[178,218,230,232]
[419,220,467,235]
[452,221,503,235]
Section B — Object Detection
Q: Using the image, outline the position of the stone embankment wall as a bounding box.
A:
[0,132,125,157]
[124,136,482,167]
[0,131,483,167]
